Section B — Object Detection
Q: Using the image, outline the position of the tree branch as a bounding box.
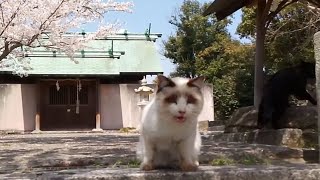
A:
[262,0,274,23]
[25,0,66,47]
[0,4,5,26]
[38,0,66,31]
[0,41,21,60]
[306,0,320,7]
[0,1,25,36]
[266,0,299,28]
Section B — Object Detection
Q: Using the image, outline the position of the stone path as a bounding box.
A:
[0,132,319,179]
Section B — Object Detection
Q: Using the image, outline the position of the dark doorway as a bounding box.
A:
[40,80,96,130]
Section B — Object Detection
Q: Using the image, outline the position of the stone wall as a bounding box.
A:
[101,83,215,130]
[0,83,214,131]
[0,84,36,131]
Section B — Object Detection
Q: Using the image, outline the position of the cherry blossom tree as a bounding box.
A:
[0,0,133,76]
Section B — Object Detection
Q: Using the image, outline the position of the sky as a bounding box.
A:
[88,0,245,81]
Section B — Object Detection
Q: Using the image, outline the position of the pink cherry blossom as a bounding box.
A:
[0,0,133,76]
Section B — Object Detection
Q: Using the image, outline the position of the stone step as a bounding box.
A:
[204,129,319,163]
[202,131,225,136]
[207,125,225,132]
[3,165,320,180]
[303,149,319,163]
[0,137,308,175]
[209,120,224,127]
[0,132,316,178]
[208,128,318,149]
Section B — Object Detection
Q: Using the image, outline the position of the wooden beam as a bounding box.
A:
[203,0,257,18]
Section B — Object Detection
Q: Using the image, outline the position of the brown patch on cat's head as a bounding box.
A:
[163,92,198,105]
[156,74,176,93]
[164,93,179,104]
[186,93,197,104]
[187,76,205,90]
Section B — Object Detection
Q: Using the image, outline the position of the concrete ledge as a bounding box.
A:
[3,165,320,180]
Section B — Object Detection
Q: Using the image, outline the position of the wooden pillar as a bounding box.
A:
[32,81,41,133]
[93,79,103,132]
[254,0,267,108]
[35,114,40,131]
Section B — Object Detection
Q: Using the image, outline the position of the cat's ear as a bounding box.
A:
[187,76,205,89]
[156,74,176,93]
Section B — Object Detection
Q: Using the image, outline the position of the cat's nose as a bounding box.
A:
[178,111,186,115]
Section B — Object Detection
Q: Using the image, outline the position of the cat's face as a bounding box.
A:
[155,75,204,124]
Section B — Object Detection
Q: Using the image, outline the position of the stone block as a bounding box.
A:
[208,120,224,127]
[207,125,225,132]
[302,130,319,148]
[303,149,319,163]
[226,106,317,133]
[226,106,257,127]
[210,129,304,148]
[254,129,304,148]
[198,120,208,132]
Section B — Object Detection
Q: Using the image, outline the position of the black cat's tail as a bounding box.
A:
[257,98,273,129]
[257,99,264,129]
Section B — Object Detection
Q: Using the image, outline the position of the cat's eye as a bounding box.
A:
[164,94,178,104]
[187,94,197,104]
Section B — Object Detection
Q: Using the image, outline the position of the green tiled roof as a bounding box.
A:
[0,33,163,76]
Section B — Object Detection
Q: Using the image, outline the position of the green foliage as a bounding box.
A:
[197,40,255,120]
[211,156,235,166]
[236,7,256,40]
[112,159,141,168]
[164,0,255,121]
[265,3,319,71]
[164,0,319,121]
[119,127,136,133]
[210,154,269,166]
[237,3,320,73]
[164,0,230,78]
[237,154,270,165]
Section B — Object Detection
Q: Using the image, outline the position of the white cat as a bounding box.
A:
[137,75,204,171]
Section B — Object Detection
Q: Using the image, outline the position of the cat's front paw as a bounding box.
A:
[180,162,198,172]
[140,163,154,171]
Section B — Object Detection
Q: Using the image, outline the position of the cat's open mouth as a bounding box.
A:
[175,116,186,123]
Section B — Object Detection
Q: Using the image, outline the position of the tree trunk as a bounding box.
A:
[254,0,267,108]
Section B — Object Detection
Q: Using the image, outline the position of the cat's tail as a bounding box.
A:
[257,97,274,129]
[257,99,264,129]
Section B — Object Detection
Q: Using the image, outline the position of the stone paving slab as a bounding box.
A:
[0,132,318,178]
[2,165,320,180]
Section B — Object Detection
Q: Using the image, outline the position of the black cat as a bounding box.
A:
[257,61,317,129]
